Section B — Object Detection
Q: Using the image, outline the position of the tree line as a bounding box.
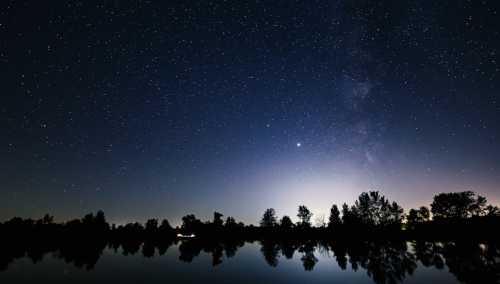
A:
[259,190,499,231]
[1,190,500,242]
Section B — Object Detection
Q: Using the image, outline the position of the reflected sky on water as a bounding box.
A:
[2,240,492,284]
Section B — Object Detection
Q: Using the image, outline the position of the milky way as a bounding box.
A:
[1,1,499,224]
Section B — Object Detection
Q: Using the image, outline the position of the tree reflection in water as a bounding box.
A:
[1,239,499,284]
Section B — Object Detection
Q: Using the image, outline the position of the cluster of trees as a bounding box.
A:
[430,191,500,219]
[260,205,314,229]
[259,190,500,233]
[0,211,110,240]
[158,190,500,240]
[0,211,111,271]
[1,190,499,243]
[178,212,247,237]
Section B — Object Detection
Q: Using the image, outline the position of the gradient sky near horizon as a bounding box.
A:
[1,1,500,225]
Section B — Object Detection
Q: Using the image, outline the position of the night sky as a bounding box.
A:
[1,1,499,225]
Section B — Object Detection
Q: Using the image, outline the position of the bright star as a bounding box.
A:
[296,142,302,147]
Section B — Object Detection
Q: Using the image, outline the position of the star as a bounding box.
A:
[296,142,302,148]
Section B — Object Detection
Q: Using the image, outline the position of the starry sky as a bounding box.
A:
[1,1,500,225]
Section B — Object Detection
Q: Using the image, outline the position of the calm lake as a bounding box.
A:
[1,240,498,284]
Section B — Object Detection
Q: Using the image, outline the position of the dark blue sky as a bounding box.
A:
[1,1,499,225]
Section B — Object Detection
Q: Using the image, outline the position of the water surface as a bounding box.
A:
[1,240,497,283]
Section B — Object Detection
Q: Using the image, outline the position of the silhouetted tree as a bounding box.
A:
[224,216,236,228]
[260,208,277,227]
[431,191,487,219]
[352,191,404,227]
[407,206,430,225]
[145,219,159,235]
[41,214,54,224]
[341,203,359,226]
[78,210,109,234]
[95,210,106,225]
[328,204,341,229]
[485,205,500,216]
[419,206,430,220]
[213,212,224,227]
[470,195,487,217]
[279,215,294,229]
[181,214,202,234]
[297,205,313,228]
[386,201,404,226]
[158,219,173,235]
